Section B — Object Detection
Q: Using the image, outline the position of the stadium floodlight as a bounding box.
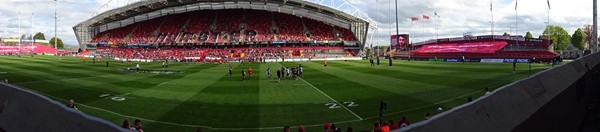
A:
[55,0,58,50]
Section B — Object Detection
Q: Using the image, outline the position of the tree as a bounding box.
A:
[49,37,64,49]
[34,32,46,40]
[571,28,586,50]
[543,25,571,50]
[583,24,593,49]
[503,32,510,36]
[525,31,534,39]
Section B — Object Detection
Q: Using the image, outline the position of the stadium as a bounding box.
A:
[1,0,600,132]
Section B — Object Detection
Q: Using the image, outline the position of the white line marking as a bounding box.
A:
[34,90,360,130]
[10,62,529,130]
[299,77,363,120]
[277,63,363,120]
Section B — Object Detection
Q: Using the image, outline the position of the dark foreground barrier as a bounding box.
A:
[398,52,600,132]
[0,84,125,132]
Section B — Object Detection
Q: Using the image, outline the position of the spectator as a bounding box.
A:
[372,122,382,132]
[331,124,342,132]
[298,124,305,132]
[324,123,332,132]
[381,122,390,132]
[437,107,443,113]
[389,120,398,130]
[66,99,78,110]
[346,127,353,132]
[134,119,143,132]
[3,79,8,84]
[283,126,290,132]
[425,113,431,120]
[467,97,473,102]
[399,116,410,127]
[195,127,203,132]
[485,88,491,95]
[121,119,135,130]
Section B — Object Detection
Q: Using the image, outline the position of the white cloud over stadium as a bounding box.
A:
[0,0,596,46]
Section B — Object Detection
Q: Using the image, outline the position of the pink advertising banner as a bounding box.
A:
[413,41,507,54]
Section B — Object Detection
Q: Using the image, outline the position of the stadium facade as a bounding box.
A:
[73,0,374,51]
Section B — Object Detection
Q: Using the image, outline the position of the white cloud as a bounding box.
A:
[0,0,595,46]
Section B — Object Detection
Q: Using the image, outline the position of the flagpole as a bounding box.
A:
[18,11,21,53]
[435,15,438,45]
[515,0,518,46]
[392,0,398,66]
[547,1,550,51]
[55,0,58,50]
[31,13,34,45]
[491,0,495,42]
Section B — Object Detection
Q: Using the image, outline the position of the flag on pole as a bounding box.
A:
[434,12,440,18]
[547,0,551,9]
[515,0,518,10]
[422,15,430,19]
[411,17,419,21]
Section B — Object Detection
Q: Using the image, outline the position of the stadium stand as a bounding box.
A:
[91,9,357,46]
[399,35,559,62]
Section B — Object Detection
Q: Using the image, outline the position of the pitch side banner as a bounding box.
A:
[0,45,57,54]
[391,34,409,50]
[480,59,505,63]
[413,41,507,54]
[503,59,530,63]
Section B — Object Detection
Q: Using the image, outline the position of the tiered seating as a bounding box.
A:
[155,14,188,44]
[335,25,356,41]
[274,13,307,42]
[185,10,215,43]
[129,18,162,44]
[91,9,357,45]
[245,10,273,42]
[304,18,335,41]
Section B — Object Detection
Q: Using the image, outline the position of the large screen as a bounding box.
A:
[391,34,409,50]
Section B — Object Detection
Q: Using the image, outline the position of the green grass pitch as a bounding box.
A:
[0,55,552,131]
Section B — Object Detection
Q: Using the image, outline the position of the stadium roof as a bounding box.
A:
[73,0,376,49]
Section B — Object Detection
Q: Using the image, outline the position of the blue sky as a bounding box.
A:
[0,0,594,46]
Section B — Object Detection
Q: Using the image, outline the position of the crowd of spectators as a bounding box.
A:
[90,9,357,45]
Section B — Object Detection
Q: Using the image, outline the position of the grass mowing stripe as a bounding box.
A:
[277,63,363,121]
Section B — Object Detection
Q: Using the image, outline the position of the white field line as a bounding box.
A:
[277,63,363,120]
[15,62,527,130]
